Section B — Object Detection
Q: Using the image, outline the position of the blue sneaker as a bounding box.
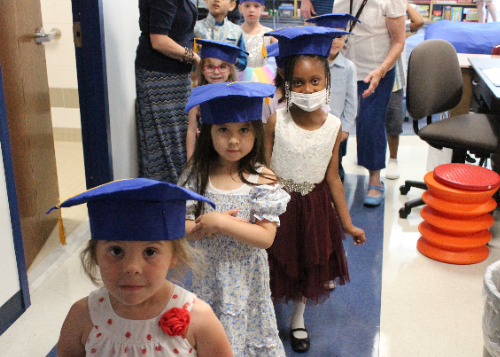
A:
[363,183,385,207]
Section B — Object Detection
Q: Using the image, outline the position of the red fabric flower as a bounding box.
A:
[159,307,190,337]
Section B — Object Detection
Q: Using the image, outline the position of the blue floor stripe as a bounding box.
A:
[276,174,385,356]
[46,345,57,357]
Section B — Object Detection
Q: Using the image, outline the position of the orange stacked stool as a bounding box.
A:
[417,163,500,265]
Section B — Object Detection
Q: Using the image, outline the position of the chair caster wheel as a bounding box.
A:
[399,207,410,219]
[399,185,410,195]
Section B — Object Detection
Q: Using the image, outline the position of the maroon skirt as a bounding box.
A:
[267,180,349,305]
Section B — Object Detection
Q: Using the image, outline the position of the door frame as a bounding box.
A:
[0,0,112,336]
[71,0,113,189]
[0,60,30,334]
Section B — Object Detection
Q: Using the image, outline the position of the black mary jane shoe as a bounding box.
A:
[290,328,310,353]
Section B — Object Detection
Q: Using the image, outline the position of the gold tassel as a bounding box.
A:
[193,39,198,53]
[265,97,270,104]
[58,208,66,245]
[261,37,267,58]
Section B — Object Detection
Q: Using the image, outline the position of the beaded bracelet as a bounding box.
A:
[181,47,194,64]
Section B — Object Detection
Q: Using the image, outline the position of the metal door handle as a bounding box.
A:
[35,28,61,44]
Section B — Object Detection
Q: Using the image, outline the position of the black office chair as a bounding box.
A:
[399,39,500,219]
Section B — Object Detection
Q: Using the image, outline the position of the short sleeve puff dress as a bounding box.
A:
[181,167,290,357]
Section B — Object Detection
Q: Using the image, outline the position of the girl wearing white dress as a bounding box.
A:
[263,26,366,353]
[180,82,289,357]
[55,179,233,357]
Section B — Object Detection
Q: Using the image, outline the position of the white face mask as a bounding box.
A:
[290,88,327,112]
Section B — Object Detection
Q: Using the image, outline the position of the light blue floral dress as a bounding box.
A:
[182,168,289,357]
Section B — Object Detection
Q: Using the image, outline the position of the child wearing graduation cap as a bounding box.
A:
[194,0,248,72]
[263,26,366,353]
[180,82,290,357]
[53,179,233,357]
[187,40,244,161]
[261,42,330,124]
[305,14,359,181]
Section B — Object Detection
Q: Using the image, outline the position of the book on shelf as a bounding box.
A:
[451,6,463,21]
[443,5,452,20]
[434,0,457,3]
[416,4,430,17]
[432,4,443,20]
[463,7,478,21]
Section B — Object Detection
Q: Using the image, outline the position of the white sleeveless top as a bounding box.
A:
[270,108,340,186]
[85,285,197,356]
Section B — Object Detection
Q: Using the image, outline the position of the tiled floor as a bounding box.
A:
[1,135,500,356]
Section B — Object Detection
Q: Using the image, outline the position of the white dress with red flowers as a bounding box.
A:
[181,167,289,357]
[85,285,197,356]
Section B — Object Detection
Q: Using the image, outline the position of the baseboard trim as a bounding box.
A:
[28,219,90,293]
[0,291,23,335]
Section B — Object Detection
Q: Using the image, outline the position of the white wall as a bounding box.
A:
[40,0,81,130]
[0,144,21,307]
[102,0,140,179]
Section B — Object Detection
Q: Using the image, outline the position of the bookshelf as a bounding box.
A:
[262,0,302,20]
[410,0,478,22]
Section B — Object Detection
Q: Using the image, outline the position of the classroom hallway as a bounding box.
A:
[1,134,499,356]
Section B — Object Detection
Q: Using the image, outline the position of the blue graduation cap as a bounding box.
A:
[47,178,215,244]
[185,82,276,124]
[240,0,265,5]
[305,13,360,29]
[195,39,248,64]
[264,26,349,59]
[266,42,284,69]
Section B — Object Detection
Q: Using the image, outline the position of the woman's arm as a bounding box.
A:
[406,3,424,34]
[264,112,276,166]
[189,299,234,357]
[362,15,406,98]
[186,106,199,162]
[57,298,92,357]
[150,34,201,66]
[325,129,366,245]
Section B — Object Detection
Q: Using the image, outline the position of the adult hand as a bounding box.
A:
[361,66,385,98]
[300,0,316,19]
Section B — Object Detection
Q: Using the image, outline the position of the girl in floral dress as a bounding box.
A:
[180,82,290,357]
[54,179,233,357]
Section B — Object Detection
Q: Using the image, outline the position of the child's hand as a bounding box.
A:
[191,209,247,239]
[193,52,201,66]
[344,225,366,246]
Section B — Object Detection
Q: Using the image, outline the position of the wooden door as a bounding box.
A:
[0,0,60,268]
